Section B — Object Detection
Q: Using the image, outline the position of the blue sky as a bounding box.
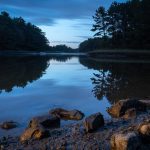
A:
[0,0,126,48]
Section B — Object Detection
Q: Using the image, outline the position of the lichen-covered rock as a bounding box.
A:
[49,108,84,120]
[138,120,150,143]
[123,108,137,119]
[107,99,146,118]
[29,115,60,128]
[0,121,18,130]
[83,113,104,132]
[20,127,49,142]
[111,132,140,150]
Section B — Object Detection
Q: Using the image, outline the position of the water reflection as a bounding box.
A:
[0,55,150,104]
[0,55,72,93]
[0,56,50,93]
[1,55,150,137]
[79,57,150,104]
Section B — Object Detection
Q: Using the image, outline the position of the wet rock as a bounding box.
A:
[0,145,5,150]
[0,121,18,130]
[123,108,137,119]
[111,132,140,150]
[49,108,84,120]
[83,113,104,132]
[0,137,8,149]
[20,127,49,142]
[138,120,150,143]
[29,115,60,128]
[107,99,147,118]
[139,100,150,109]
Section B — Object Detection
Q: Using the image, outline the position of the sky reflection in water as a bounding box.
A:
[0,56,111,136]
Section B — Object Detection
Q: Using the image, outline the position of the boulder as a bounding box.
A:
[138,120,150,143]
[107,99,146,118]
[29,115,60,128]
[83,113,104,132]
[0,121,18,130]
[111,132,140,150]
[123,108,137,119]
[20,127,49,142]
[49,108,84,120]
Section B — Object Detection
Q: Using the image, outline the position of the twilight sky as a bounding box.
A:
[0,0,126,48]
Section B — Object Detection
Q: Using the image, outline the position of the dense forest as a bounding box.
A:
[0,11,50,51]
[79,0,150,52]
[51,45,77,53]
[0,11,75,52]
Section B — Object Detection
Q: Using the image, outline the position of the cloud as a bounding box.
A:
[0,0,126,25]
[0,0,126,48]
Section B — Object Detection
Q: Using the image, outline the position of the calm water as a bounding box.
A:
[0,54,150,136]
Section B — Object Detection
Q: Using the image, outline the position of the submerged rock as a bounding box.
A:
[0,121,18,130]
[111,132,140,150]
[49,108,84,120]
[29,115,60,128]
[20,127,49,142]
[107,99,147,118]
[83,112,104,132]
[138,120,150,143]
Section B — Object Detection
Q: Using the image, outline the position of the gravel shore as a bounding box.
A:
[0,112,149,150]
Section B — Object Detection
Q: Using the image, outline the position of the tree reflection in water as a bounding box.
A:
[91,70,127,102]
[80,57,150,104]
[0,55,72,93]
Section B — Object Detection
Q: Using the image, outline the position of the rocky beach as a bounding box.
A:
[0,99,150,150]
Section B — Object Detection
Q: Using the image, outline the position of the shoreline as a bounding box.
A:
[1,99,150,150]
[0,112,149,150]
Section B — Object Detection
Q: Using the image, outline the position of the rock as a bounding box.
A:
[107,99,147,118]
[0,145,5,150]
[123,108,137,119]
[29,115,60,128]
[83,113,104,132]
[139,100,150,109]
[0,121,18,130]
[20,127,49,142]
[138,120,150,143]
[49,108,84,120]
[111,132,140,150]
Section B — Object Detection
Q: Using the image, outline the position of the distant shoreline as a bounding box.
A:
[0,50,86,56]
[1,50,150,64]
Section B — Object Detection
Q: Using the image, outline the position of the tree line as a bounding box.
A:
[79,0,150,52]
[0,11,75,52]
[0,11,50,51]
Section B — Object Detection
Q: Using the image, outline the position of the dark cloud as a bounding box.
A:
[30,17,56,26]
[0,0,126,25]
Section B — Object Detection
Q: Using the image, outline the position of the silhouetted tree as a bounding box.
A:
[0,11,50,51]
[79,0,150,51]
[91,7,109,37]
